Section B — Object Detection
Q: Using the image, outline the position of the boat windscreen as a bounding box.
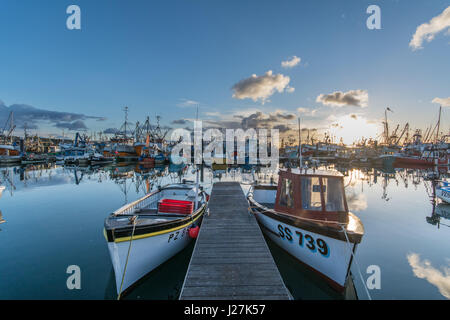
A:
[300,177,322,211]
[322,177,346,212]
[279,178,294,208]
[300,176,346,213]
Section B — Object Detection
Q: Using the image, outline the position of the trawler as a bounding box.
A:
[0,144,22,164]
[248,168,364,292]
[104,181,208,297]
[103,107,138,162]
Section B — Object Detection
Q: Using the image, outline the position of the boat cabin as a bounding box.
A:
[0,145,20,156]
[255,169,349,224]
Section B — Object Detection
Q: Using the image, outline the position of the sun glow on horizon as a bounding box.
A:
[329,114,381,145]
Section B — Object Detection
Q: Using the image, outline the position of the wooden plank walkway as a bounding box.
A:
[180,182,291,300]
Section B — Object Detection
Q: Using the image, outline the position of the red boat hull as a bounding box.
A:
[394,157,434,167]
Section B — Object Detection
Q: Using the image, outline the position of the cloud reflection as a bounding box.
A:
[346,191,368,212]
[407,253,450,299]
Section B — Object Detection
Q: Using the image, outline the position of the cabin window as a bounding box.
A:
[279,178,294,208]
[322,177,346,212]
[300,177,322,211]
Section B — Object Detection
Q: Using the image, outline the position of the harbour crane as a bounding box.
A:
[395,123,409,146]
[1,111,16,143]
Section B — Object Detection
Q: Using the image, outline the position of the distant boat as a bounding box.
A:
[104,182,208,297]
[104,107,138,162]
[0,144,22,164]
[248,168,364,292]
[394,155,434,167]
[104,142,138,162]
[21,153,48,165]
[436,181,450,203]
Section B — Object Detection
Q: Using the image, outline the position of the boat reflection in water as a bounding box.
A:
[427,203,450,228]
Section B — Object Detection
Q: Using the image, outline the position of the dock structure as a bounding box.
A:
[180,182,291,300]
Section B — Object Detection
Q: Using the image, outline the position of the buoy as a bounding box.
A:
[189,226,200,239]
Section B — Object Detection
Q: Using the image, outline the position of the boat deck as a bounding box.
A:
[179,182,291,300]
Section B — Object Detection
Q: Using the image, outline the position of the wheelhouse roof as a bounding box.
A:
[280,168,344,178]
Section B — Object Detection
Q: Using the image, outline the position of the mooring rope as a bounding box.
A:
[339,224,372,300]
[117,215,138,300]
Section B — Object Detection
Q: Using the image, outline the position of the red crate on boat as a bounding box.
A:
[158,199,194,215]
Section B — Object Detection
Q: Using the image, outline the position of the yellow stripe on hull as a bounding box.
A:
[112,208,204,243]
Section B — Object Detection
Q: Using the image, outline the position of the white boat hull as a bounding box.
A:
[254,211,355,290]
[107,221,196,295]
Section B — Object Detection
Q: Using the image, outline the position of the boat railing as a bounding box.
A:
[113,190,161,216]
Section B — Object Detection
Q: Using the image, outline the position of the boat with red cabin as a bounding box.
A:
[247,168,364,292]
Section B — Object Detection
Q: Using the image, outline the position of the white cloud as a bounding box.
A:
[286,86,295,93]
[297,107,317,117]
[316,89,369,108]
[232,70,291,104]
[281,56,301,68]
[410,6,450,50]
[432,97,450,107]
[407,253,450,299]
[177,99,199,107]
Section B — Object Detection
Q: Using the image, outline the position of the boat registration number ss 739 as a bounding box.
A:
[277,224,329,257]
[168,227,188,243]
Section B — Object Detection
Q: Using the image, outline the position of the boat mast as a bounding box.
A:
[384,108,389,145]
[194,104,200,210]
[435,105,441,144]
[123,106,128,140]
[298,117,303,168]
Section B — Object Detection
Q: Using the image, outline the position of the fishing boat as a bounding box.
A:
[138,155,155,167]
[436,180,450,203]
[0,144,22,164]
[21,153,48,165]
[104,141,138,162]
[104,181,208,296]
[247,168,364,292]
[393,154,435,167]
[90,154,115,165]
[103,107,139,162]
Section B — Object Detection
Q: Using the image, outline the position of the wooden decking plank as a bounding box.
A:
[179,182,291,300]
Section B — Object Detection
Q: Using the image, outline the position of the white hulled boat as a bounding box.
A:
[104,182,208,297]
[248,168,364,292]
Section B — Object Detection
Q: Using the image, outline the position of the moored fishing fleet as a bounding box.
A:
[0,106,448,172]
[280,107,449,170]
[0,107,179,167]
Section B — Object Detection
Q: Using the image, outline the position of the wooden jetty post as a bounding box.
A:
[180,182,291,300]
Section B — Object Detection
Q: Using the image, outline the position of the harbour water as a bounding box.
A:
[0,163,449,300]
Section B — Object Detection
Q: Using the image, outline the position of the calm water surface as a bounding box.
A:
[0,163,449,300]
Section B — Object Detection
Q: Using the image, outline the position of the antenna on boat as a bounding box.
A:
[298,117,303,169]
[194,103,200,210]
[123,106,129,139]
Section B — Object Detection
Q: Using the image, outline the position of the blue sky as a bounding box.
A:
[0,0,449,143]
